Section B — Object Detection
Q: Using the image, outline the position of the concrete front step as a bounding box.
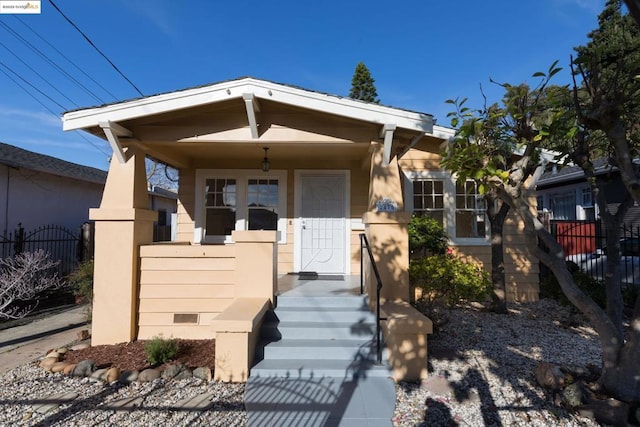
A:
[273,306,377,323]
[245,376,395,426]
[250,358,391,379]
[276,295,369,309]
[261,320,377,341]
[262,339,381,360]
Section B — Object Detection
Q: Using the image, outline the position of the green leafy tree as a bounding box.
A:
[445,1,640,399]
[443,62,640,401]
[568,0,640,402]
[349,62,380,104]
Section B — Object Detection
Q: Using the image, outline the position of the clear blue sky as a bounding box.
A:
[0,0,606,171]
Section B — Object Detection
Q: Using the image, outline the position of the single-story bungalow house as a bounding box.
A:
[62,77,537,381]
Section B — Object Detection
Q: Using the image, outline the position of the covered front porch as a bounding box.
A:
[62,77,440,383]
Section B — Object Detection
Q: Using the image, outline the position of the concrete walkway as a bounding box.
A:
[0,305,90,374]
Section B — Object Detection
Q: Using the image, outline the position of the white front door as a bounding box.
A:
[299,174,346,274]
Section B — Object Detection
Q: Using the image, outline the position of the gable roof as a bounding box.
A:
[0,142,107,185]
[62,77,441,136]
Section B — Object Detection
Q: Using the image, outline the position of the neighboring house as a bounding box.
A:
[536,157,640,223]
[0,142,106,234]
[63,77,537,381]
[149,186,178,241]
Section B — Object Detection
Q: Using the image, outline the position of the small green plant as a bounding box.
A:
[409,215,449,258]
[540,266,606,308]
[409,254,492,307]
[144,335,179,366]
[68,259,94,304]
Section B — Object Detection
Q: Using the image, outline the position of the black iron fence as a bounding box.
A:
[0,223,93,276]
[549,220,640,289]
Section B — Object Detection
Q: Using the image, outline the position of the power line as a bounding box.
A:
[0,66,59,116]
[0,40,78,108]
[0,65,112,158]
[0,60,67,110]
[14,16,119,102]
[0,20,105,104]
[48,0,144,97]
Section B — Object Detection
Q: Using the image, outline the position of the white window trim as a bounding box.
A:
[194,169,287,244]
[404,170,489,245]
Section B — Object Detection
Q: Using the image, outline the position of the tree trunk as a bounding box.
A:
[487,194,509,314]
[508,188,640,402]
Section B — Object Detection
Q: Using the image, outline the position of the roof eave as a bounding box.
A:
[63,77,436,136]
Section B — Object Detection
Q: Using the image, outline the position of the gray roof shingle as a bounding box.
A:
[0,142,107,184]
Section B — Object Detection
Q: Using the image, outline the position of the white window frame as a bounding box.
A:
[404,170,489,245]
[194,169,287,244]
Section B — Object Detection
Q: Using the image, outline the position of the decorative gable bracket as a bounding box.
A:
[242,93,261,139]
[100,121,133,164]
[379,124,396,166]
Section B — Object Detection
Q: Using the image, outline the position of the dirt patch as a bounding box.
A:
[62,339,215,372]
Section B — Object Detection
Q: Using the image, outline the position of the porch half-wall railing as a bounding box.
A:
[359,233,385,364]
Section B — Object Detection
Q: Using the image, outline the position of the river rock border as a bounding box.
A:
[38,345,213,386]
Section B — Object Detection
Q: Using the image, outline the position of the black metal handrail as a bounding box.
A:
[359,233,384,364]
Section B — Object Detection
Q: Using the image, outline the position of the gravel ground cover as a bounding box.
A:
[0,299,603,426]
[394,299,602,426]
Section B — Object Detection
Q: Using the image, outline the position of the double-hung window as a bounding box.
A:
[196,170,287,243]
[406,171,488,243]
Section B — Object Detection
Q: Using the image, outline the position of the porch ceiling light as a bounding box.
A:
[262,147,270,172]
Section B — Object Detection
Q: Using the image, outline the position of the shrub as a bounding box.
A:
[68,260,94,303]
[408,215,448,258]
[539,265,606,308]
[0,250,63,319]
[409,254,491,307]
[144,335,179,366]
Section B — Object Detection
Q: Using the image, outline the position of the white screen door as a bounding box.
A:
[300,174,346,274]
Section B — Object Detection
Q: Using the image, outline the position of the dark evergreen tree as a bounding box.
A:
[349,62,379,104]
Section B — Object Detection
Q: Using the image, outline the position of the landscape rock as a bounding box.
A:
[535,361,565,390]
[138,368,161,382]
[106,367,120,383]
[193,367,212,381]
[39,357,58,371]
[91,368,109,381]
[118,370,139,385]
[70,343,90,351]
[561,382,585,408]
[44,351,60,360]
[579,398,629,426]
[51,362,70,373]
[162,363,187,380]
[77,329,90,341]
[55,347,68,354]
[71,360,96,377]
[173,369,193,381]
[63,364,77,376]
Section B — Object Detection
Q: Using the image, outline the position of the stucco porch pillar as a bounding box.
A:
[89,148,156,345]
[363,212,411,303]
[232,230,278,305]
[363,142,411,304]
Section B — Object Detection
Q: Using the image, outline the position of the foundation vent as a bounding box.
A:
[173,313,199,324]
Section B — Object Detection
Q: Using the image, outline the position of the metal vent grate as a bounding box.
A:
[173,313,198,324]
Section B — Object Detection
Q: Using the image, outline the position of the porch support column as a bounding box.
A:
[368,142,404,211]
[363,141,411,304]
[232,230,278,304]
[89,147,156,345]
[362,212,412,304]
